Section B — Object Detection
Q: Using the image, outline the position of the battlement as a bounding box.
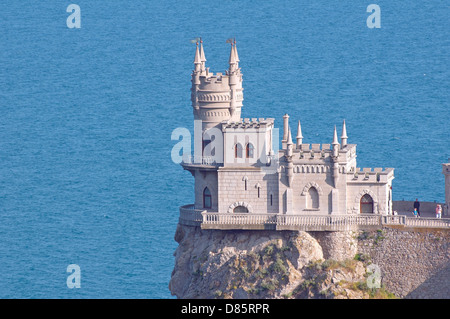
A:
[298,143,332,151]
[222,118,275,130]
[348,167,394,183]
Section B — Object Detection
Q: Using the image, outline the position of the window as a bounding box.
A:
[234,143,243,158]
[360,194,373,214]
[270,194,273,206]
[246,143,254,158]
[203,187,212,209]
[257,187,260,198]
[306,187,319,209]
[233,206,248,213]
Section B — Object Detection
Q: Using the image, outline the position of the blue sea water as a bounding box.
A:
[0,1,448,298]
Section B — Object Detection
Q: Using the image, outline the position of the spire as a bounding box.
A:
[194,42,201,65]
[228,42,236,65]
[287,126,293,145]
[233,39,239,63]
[332,125,340,158]
[332,125,339,145]
[200,38,206,63]
[296,120,303,148]
[341,119,348,147]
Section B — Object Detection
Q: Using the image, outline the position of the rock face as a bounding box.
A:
[169,225,370,299]
[170,225,449,299]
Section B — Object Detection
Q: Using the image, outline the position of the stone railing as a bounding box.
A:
[179,205,450,231]
[276,214,382,231]
[179,204,205,226]
[403,217,450,228]
[202,213,278,229]
[182,155,215,166]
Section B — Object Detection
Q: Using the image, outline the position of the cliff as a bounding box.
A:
[170,224,391,299]
[170,224,449,299]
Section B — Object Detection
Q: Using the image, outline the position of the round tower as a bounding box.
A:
[191,40,244,132]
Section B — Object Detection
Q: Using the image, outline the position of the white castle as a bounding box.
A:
[180,40,449,228]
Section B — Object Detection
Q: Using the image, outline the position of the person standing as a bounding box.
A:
[414,199,421,217]
[413,208,418,218]
[436,204,442,219]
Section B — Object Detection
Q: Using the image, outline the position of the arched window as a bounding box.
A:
[306,187,319,209]
[234,143,243,158]
[203,187,212,209]
[360,194,373,214]
[246,143,254,158]
[233,206,248,213]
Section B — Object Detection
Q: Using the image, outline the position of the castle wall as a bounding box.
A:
[194,170,218,211]
[217,168,279,214]
[346,182,391,215]
[278,170,335,215]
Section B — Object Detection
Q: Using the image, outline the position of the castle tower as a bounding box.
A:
[443,159,450,216]
[190,40,244,132]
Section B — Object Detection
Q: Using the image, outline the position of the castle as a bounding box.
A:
[180,40,448,226]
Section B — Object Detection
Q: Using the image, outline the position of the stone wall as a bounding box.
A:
[356,227,449,298]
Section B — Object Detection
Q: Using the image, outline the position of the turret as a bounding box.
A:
[331,126,340,188]
[282,114,289,149]
[286,126,294,187]
[190,39,244,131]
[341,120,348,147]
[296,120,303,149]
[332,125,340,158]
[199,39,206,72]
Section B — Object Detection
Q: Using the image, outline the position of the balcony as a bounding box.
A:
[178,205,450,231]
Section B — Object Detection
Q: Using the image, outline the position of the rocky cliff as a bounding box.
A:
[169,224,395,299]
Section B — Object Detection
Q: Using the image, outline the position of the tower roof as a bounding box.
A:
[200,39,206,62]
[228,42,236,65]
[287,126,293,145]
[332,125,339,145]
[194,42,201,64]
[233,39,239,62]
[341,119,348,139]
[296,120,303,139]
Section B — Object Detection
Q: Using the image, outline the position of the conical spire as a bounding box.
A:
[194,42,201,65]
[233,39,239,63]
[228,42,236,65]
[287,126,293,145]
[296,120,303,148]
[332,125,339,145]
[341,120,348,147]
[200,39,206,63]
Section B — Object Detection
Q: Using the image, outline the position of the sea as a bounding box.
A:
[0,1,448,298]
